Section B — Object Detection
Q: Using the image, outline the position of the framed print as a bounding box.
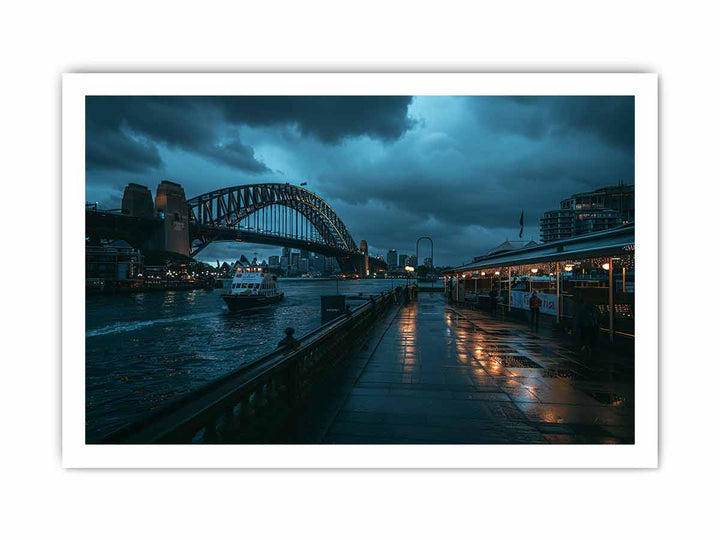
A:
[62,73,657,468]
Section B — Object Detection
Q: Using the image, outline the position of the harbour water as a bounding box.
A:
[85,278,421,442]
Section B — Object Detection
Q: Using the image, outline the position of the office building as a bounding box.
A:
[540,183,633,242]
[386,249,398,269]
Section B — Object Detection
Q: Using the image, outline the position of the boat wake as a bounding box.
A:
[86,312,216,337]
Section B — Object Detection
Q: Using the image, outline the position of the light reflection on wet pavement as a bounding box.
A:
[323,293,634,444]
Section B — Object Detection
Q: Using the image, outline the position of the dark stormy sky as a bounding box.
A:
[85,95,634,266]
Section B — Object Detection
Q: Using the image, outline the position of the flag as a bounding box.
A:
[519,210,524,239]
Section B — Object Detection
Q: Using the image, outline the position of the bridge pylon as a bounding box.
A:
[153,181,190,256]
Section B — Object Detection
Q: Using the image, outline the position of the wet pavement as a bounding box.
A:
[320,293,634,444]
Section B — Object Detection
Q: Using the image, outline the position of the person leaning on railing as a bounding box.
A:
[278,327,299,349]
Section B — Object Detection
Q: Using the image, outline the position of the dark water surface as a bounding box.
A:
[85,278,417,441]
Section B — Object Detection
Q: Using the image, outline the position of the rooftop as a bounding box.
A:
[447,223,634,274]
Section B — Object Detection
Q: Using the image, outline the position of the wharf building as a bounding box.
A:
[86,239,143,282]
[444,223,635,342]
[540,183,634,243]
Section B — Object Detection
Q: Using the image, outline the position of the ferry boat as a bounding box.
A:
[221,266,284,311]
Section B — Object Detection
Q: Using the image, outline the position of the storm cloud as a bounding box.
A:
[85,96,415,174]
[85,95,633,265]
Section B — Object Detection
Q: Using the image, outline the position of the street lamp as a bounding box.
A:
[405,265,414,287]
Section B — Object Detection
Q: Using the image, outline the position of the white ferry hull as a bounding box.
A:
[221,292,284,311]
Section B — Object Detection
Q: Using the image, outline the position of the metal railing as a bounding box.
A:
[101,288,405,444]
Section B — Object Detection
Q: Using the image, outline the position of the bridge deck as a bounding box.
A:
[313,293,634,444]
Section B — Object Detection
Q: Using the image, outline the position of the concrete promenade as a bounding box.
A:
[316,292,634,444]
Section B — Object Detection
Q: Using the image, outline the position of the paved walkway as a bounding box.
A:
[321,293,634,444]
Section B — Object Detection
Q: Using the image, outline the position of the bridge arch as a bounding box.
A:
[187,183,359,255]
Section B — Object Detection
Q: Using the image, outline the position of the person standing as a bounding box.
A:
[529,291,541,332]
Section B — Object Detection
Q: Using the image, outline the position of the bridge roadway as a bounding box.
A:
[297,292,634,444]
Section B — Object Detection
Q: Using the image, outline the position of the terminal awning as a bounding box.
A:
[444,224,634,274]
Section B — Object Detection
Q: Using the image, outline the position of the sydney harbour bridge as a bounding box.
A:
[86,180,386,275]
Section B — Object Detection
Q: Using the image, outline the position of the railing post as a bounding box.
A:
[507,266,512,313]
[608,258,614,344]
[556,261,561,325]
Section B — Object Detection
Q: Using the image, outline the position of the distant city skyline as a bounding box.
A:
[86,96,634,266]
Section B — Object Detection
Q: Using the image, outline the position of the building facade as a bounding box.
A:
[386,249,398,269]
[86,240,143,281]
[540,183,633,242]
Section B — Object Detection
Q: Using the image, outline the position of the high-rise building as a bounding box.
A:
[386,249,398,269]
[540,183,633,242]
[561,183,634,223]
[309,254,321,272]
[299,258,309,273]
[268,255,280,268]
[399,254,408,269]
[300,249,309,259]
[408,255,418,267]
[291,252,300,270]
[539,210,575,242]
[423,257,433,269]
[324,257,340,274]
